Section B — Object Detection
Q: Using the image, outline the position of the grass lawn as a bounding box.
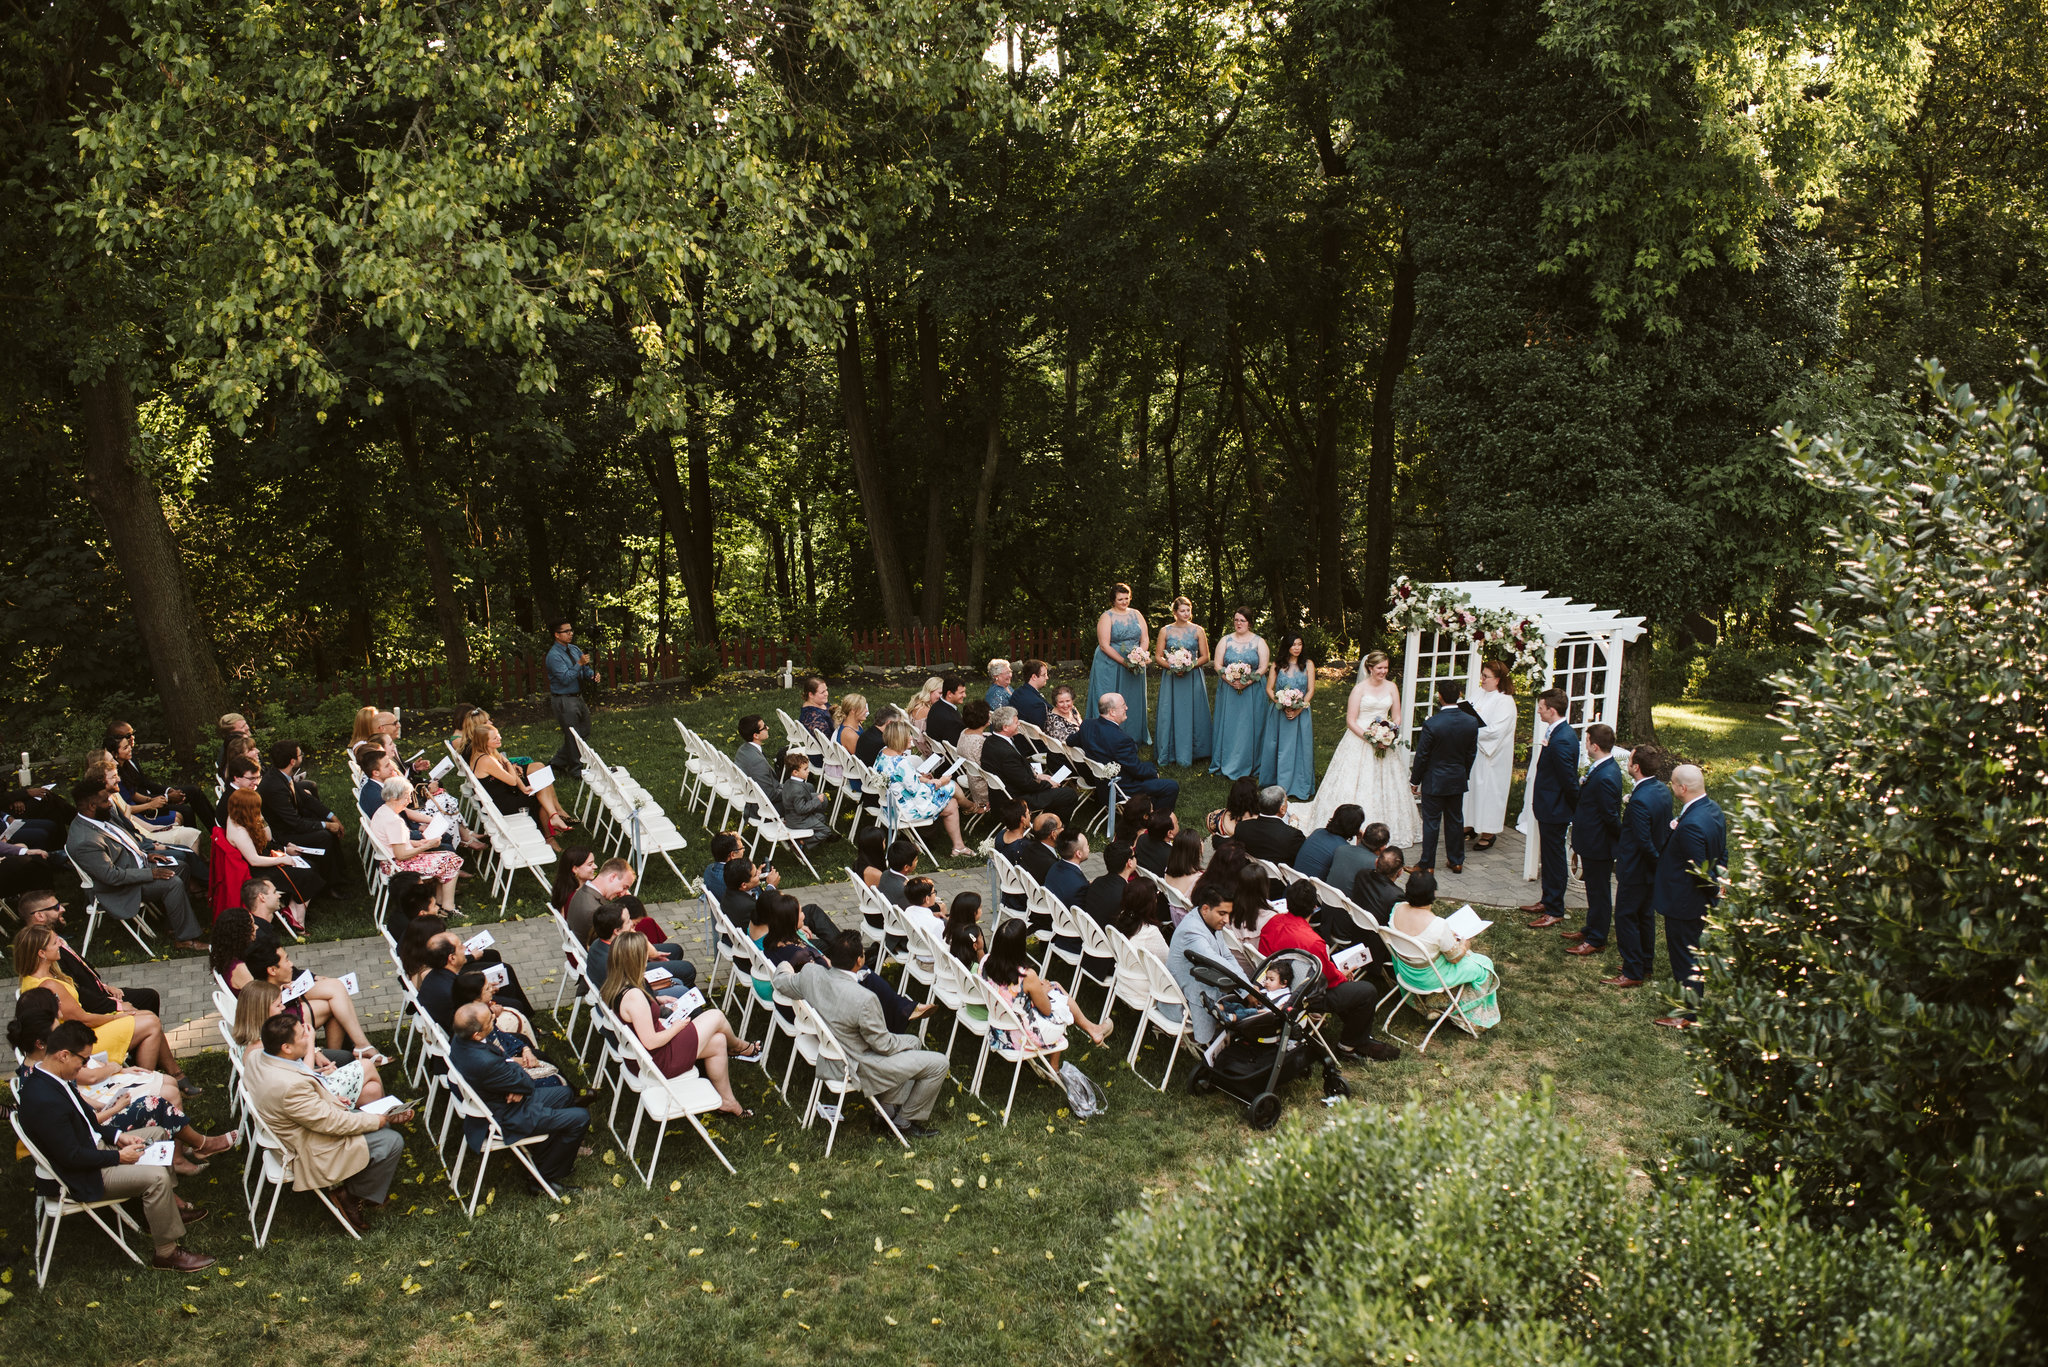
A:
[2,678,1765,1360]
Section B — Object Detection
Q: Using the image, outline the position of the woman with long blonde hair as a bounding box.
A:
[601,931,757,1115]
[466,711,574,845]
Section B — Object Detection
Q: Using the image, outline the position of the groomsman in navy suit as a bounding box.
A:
[1564,723,1624,957]
[1602,745,1671,989]
[1521,688,1579,928]
[1652,763,1725,1029]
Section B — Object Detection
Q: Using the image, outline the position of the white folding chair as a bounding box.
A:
[604,1016,736,1185]
[1128,947,1196,1090]
[796,999,910,1156]
[437,1059,565,1214]
[1374,921,1486,1053]
[971,982,1065,1126]
[73,867,155,958]
[735,772,820,879]
[12,1107,145,1286]
[244,1110,361,1249]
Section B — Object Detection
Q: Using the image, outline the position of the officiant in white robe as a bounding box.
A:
[1468,662,1518,842]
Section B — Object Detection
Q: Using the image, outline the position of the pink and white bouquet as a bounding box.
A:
[1364,717,1399,754]
[1124,646,1152,670]
[1163,646,1196,675]
[1222,661,1256,691]
[1275,687,1306,713]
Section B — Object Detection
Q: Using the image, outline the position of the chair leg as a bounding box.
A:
[1001,1058,1025,1126]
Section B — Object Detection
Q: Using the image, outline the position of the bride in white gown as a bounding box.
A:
[1294,651,1422,847]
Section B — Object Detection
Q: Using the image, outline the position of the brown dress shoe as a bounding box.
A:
[1406,865,1432,875]
[1565,941,1603,956]
[1559,930,1586,941]
[1517,902,1548,913]
[1600,975,1644,988]
[1446,864,1463,874]
[329,1190,368,1232]
[1652,1016,1695,1030]
[152,1247,216,1272]
[1525,914,1564,929]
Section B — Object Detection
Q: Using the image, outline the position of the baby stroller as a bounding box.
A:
[1182,947,1351,1130]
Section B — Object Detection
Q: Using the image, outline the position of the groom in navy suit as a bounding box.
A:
[1652,762,1726,1029]
[1521,688,1579,928]
[1408,679,1480,873]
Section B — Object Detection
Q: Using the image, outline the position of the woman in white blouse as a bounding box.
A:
[1388,873,1500,1029]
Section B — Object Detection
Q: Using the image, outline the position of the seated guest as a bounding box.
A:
[1166,889,1246,1051]
[1258,882,1398,1060]
[0,823,64,894]
[450,977,562,1083]
[877,839,920,907]
[1326,818,1388,901]
[700,832,746,902]
[566,856,689,976]
[954,700,993,816]
[464,711,573,847]
[602,932,758,1115]
[924,675,967,746]
[65,778,207,950]
[1016,813,1062,884]
[720,856,773,932]
[415,929,537,1029]
[945,892,987,969]
[1235,786,1306,867]
[1009,660,1050,733]
[984,658,1014,712]
[14,924,185,1081]
[758,893,829,974]
[107,725,208,831]
[853,713,889,768]
[224,787,320,932]
[1077,693,1179,814]
[1206,776,1261,848]
[980,708,1081,822]
[798,675,835,737]
[1113,878,1174,1001]
[1192,837,1248,906]
[219,732,258,785]
[1353,846,1407,921]
[732,715,780,808]
[1044,684,1085,746]
[1388,871,1500,1030]
[990,800,1031,864]
[850,827,889,891]
[898,877,947,938]
[830,693,872,781]
[1161,832,1204,904]
[1084,839,1137,921]
[369,775,464,914]
[775,751,834,844]
[18,1019,215,1270]
[7,774,78,847]
[245,1013,415,1233]
[232,980,388,1109]
[779,931,952,1138]
[1233,864,1282,939]
[1044,828,1091,907]
[873,718,973,856]
[1133,808,1177,876]
[16,888,164,1015]
[449,1002,589,1195]
[980,920,1113,1073]
[236,939,379,1054]
[258,740,350,892]
[1294,804,1360,882]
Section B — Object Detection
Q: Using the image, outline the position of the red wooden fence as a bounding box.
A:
[290,627,1088,710]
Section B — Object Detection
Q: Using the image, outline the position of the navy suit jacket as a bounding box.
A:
[1077,716,1158,781]
[1009,684,1049,732]
[17,1067,121,1200]
[1044,859,1090,907]
[1571,756,1624,859]
[449,1035,576,1146]
[1615,775,1672,886]
[1654,796,1726,919]
[1409,702,1480,796]
[1533,720,1580,824]
[925,700,964,746]
[418,967,459,1033]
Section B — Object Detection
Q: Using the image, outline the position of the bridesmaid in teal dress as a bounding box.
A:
[1261,631,1317,799]
[1208,608,1272,779]
[1152,596,1212,767]
[1086,582,1151,748]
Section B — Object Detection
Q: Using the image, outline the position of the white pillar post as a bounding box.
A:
[1600,634,1625,729]
[1400,630,1422,744]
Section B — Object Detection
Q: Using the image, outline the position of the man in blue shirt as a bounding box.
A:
[545,617,596,778]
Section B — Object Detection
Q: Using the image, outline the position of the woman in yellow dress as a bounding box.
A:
[12,924,177,1071]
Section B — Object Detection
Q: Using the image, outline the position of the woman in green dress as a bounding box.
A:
[1388,877,1500,1031]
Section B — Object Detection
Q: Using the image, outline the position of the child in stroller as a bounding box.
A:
[1186,946,1351,1129]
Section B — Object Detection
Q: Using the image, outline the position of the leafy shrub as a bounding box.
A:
[807,627,859,680]
[1295,620,1342,671]
[1097,1089,2019,1366]
[966,624,1012,674]
[1691,357,2048,1311]
[681,643,722,688]
[260,691,367,754]
[1683,638,1803,703]
[462,678,501,712]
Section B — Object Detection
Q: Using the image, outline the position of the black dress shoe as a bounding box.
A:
[903,1120,940,1139]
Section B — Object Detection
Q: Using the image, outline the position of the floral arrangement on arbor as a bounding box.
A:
[1385,577,1549,683]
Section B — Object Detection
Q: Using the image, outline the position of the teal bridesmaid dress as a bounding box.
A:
[1086,609,1150,747]
[1262,663,1316,799]
[1209,637,1270,779]
[1153,625,1212,767]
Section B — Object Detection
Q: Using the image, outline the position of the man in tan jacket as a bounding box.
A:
[244,1014,413,1231]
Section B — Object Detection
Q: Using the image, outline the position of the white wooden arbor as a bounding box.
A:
[1398,581,1648,742]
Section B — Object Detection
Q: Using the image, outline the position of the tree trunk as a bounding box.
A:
[1363,234,1417,637]
[1160,346,1188,604]
[683,388,717,637]
[75,363,229,765]
[916,299,948,627]
[837,304,920,635]
[642,435,717,643]
[653,516,670,655]
[392,403,472,695]
[1134,372,1152,603]
[338,520,374,670]
[966,390,1004,634]
[516,483,562,628]
[1619,629,1659,746]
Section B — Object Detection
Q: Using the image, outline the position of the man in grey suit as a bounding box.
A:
[776,932,950,1138]
[732,715,779,820]
[64,779,206,948]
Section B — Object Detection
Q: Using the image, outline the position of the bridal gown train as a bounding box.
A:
[1294,694,1422,848]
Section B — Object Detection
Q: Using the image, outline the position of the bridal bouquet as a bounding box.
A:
[1223,661,1256,691]
[1124,646,1152,669]
[1163,647,1196,675]
[1364,717,1398,754]
[1275,686,1306,714]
